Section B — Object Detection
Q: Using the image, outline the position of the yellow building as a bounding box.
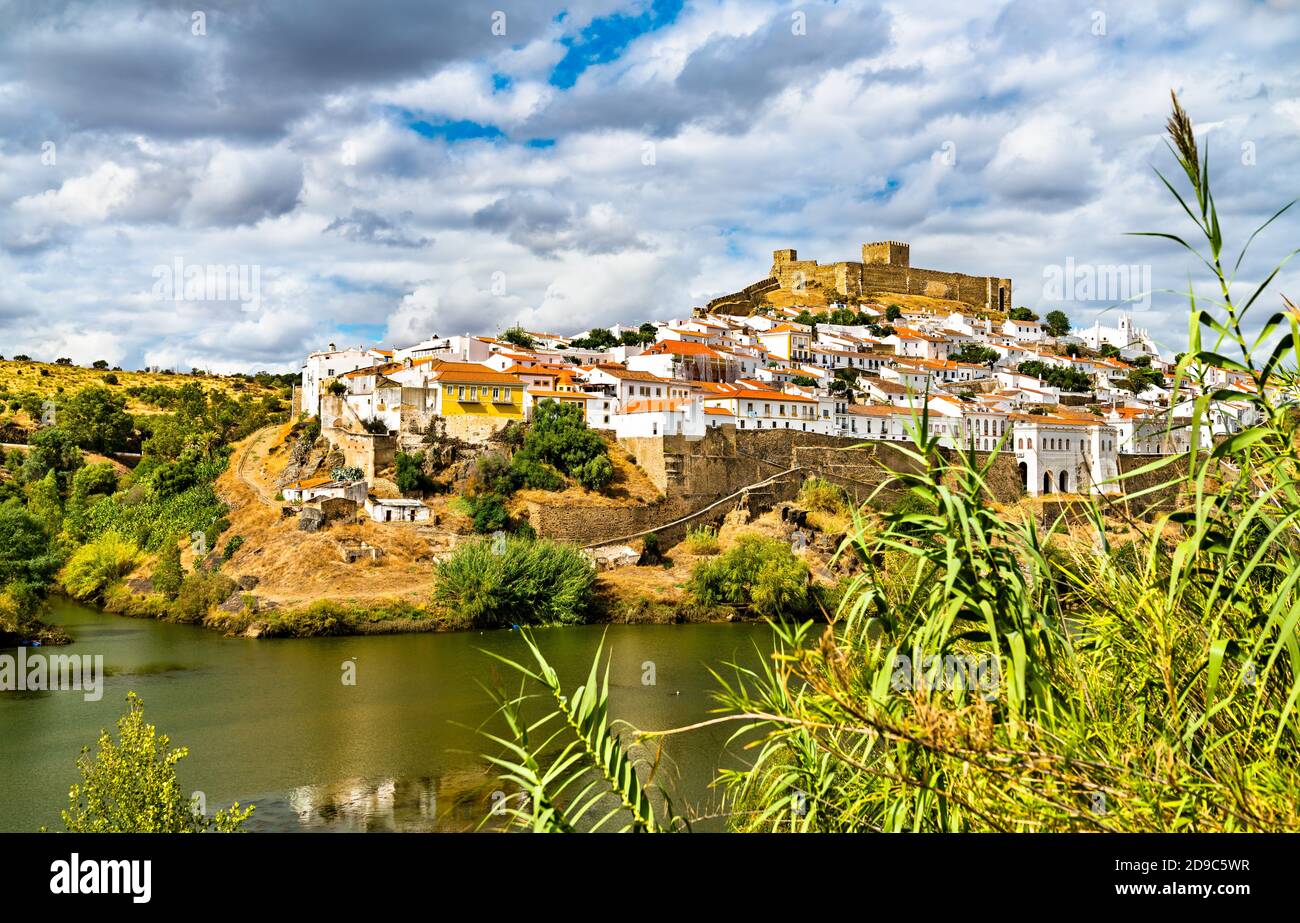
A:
[756,323,813,362]
[429,361,524,420]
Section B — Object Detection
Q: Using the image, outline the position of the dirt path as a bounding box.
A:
[234,425,282,508]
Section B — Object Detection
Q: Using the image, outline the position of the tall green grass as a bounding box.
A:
[432,535,596,629]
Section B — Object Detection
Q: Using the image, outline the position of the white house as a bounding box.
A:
[701,388,830,433]
[1002,318,1044,342]
[301,345,389,417]
[283,476,369,504]
[609,398,705,438]
[1011,415,1119,496]
[364,496,430,523]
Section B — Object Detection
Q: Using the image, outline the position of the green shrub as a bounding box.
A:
[222,535,245,561]
[509,452,563,491]
[0,502,62,591]
[798,476,849,515]
[60,532,142,601]
[432,535,595,629]
[640,532,663,565]
[688,534,815,618]
[574,454,614,490]
[170,571,236,624]
[524,401,610,485]
[683,526,720,555]
[466,492,510,533]
[395,451,430,495]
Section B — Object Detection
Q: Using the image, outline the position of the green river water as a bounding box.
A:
[0,599,773,832]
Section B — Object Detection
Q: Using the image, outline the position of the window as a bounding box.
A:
[502,388,511,402]
[457,385,465,399]
[445,384,454,395]
[492,387,500,401]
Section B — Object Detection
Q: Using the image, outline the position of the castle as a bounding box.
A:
[706,241,1012,314]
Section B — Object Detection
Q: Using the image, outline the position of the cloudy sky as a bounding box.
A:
[2,0,1298,372]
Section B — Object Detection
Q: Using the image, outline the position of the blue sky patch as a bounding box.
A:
[409,118,505,142]
[550,0,685,89]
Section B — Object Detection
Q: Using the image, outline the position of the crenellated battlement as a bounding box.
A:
[764,240,1010,312]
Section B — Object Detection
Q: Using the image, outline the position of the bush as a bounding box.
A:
[0,502,62,591]
[222,535,245,561]
[688,534,816,619]
[432,535,595,629]
[152,537,183,599]
[640,532,664,565]
[798,477,849,515]
[467,492,510,533]
[683,526,720,555]
[60,532,142,601]
[524,401,610,485]
[171,571,237,624]
[72,462,119,499]
[395,451,430,495]
[510,453,563,491]
[476,452,521,495]
[574,454,614,491]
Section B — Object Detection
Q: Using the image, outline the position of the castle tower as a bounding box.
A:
[862,240,910,268]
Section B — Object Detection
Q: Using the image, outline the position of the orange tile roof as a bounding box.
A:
[705,389,816,403]
[643,340,725,358]
[622,398,693,413]
[285,475,336,490]
[590,366,667,382]
[528,389,592,400]
[427,361,522,385]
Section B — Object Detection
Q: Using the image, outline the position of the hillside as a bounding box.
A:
[0,359,287,435]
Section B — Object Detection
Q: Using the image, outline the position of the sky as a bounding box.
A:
[2,0,1299,373]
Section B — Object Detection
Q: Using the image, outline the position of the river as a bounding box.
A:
[0,599,774,832]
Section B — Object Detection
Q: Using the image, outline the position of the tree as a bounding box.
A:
[524,400,608,477]
[71,462,119,499]
[0,501,61,591]
[884,305,902,321]
[152,537,183,600]
[570,328,619,350]
[395,451,431,495]
[949,345,1000,367]
[574,455,614,491]
[790,375,818,387]
[1122,367,1165,394]
[21,427,83,486]
[1009,307,1039,322]
[1044,310,1071,337]
[1017,360,1092,393]
[1099,344,1121,359]
[501,326,536,349]
[60,386,135,454]
[92,360,109,370]
[60,693,253,833]
[27,469,64,535]
[636,322,658,345]
[467,492,509,533]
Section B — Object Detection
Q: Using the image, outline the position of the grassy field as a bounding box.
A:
[0,359,287,430]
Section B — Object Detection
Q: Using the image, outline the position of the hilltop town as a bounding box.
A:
[297,239,1256,527]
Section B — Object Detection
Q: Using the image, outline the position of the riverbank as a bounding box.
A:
[84,502,844,639]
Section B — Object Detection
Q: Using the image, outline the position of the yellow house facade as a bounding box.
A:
[430,362,525,420]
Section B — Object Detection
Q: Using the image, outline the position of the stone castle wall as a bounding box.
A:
[769,242,1011,312]
[529,429,1027,547]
